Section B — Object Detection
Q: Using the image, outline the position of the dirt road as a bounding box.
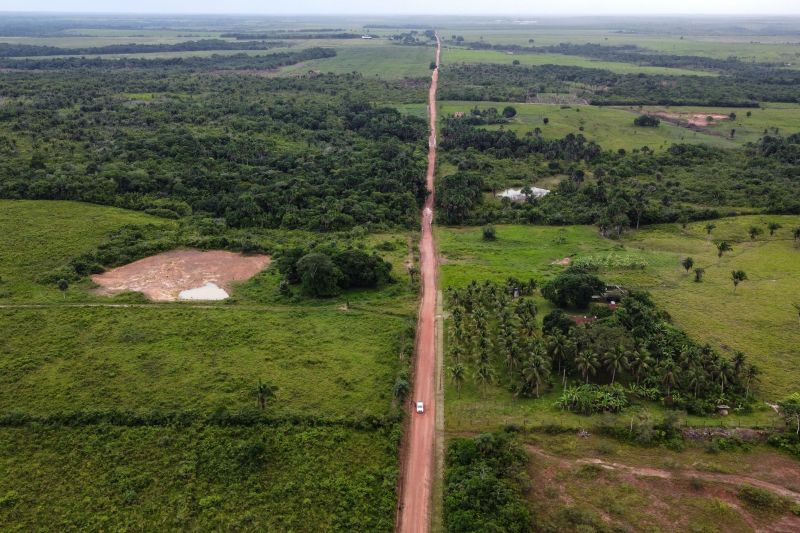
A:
[397,34,441,533]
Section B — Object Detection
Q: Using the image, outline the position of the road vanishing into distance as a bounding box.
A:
[398,34,441,533]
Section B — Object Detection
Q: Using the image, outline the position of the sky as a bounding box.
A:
[2,0,799,15]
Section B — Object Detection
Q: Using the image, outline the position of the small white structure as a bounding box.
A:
[361,35,374,39]
[178,282,229,301]
[498,186,550,202]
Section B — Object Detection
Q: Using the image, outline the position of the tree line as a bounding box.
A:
[0,39,284,58]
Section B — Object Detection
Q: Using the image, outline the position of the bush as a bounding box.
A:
[541,270,605,309]
[445,432,533,533]
[738,485,789,512]
[555,384,629,415]
[633,114,661,127]
[481,225,497,241]
[296,253,342,297]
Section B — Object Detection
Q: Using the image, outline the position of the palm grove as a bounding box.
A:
[447,277,759,416]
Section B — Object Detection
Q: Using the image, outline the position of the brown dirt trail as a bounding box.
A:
[397,34,440,533]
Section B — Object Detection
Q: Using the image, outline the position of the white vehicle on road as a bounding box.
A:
[416,401,424,414]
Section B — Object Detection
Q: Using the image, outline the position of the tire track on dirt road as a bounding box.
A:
[397,33,441,533]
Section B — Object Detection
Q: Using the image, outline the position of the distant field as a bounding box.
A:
[441,46,719,76]
[444,30,800,63]
[276,40,434,78]
[437,215,800,406]
[0,424,397,530]
[437,101,739,151]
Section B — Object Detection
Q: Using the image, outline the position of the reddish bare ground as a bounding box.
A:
[653,112,731,127]
[527,445,800,532]
[91,249,270,301]
[398,34,440,533]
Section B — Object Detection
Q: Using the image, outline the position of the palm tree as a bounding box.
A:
[716,241,732,261]
[685,365,705,398]
[794,227,800,245]
[694,268,705,283]
[575,350,599,384]
[254,380,277,410]
[546,331,569,376]
[659,360,677,397]
[473,359,496,397]
[748,226,763,240]
[449,363,466,398]
[744,364,760,399]
[705,223,716,235]
[731,270,748,293]
[681,257,694,273]
[520,352,550,398]
[768,222,782,236]
[604,345,630,385]
[628,348,652,387]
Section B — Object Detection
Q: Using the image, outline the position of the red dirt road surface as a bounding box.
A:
[91,249,270,301]
[398,34,440,533]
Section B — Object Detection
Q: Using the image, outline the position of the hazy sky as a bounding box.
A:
[3,0,799,15]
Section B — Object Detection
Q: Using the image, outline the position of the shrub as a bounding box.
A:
[482,225,497,241]
[633,114,660,127]
[541,270,605,309]
[555,384,629,415]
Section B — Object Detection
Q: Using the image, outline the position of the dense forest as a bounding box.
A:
[437,117,800,228]
[439,63,800,106]
[0,65,430,231]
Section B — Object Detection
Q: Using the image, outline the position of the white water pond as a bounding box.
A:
[178,282,230,301]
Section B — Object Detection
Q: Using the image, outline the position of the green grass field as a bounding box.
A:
[441,46,719,76]
[437,101,739,151]
[0,200,411,529]
[0,424,397,530]
[0,200,173,302]
[276,40,434,79]
[0,306,409,419]
[443,30,800,63]
[437,216,800,423]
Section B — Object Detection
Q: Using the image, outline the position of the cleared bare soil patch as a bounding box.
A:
[91,249,270,301]
[526,440,800,532]
[654,111,731,127]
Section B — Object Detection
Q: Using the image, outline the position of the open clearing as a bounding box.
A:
[435,100,739,151]
[92,249,270,301]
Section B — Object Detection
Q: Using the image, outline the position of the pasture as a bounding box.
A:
[0,200,172,302]
[437,101,739,151]
[442,29,800,63]
[441,46,719,76]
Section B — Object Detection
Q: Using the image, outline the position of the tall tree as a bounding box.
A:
[449,363,466,399]
[575,350,599,384]
[604,345,630,385]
